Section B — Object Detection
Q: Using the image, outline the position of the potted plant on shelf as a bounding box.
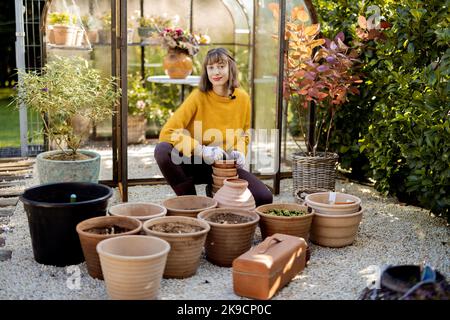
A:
[159,27,200,79]
[274,5,363,196]
[137,15,171,41]
[81,14,101,44]
[98,12,111,44]
[48,11,77,46]
[13,55,120,184]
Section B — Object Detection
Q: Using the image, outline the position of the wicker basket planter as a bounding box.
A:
[291,152,339,195]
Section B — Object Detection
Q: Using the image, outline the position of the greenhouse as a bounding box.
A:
[0,0,448,304]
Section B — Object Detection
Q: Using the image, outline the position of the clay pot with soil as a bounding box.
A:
[255,203,314,241]
[197,208,259,267]
[108,202,167,222]
[143,216,210,278]
[76,216,142,279]
[162,195,217,218]
[97,235,170,300]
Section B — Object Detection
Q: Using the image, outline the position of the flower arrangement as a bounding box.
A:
[160,27,200,56]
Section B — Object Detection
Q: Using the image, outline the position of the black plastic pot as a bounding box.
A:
[20,182,113,267]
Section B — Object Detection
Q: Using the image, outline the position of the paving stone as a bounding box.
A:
[0,249,12,262]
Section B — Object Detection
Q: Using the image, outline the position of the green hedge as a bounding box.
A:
[311,0,450,219]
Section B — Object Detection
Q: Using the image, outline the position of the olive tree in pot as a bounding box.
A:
[14,56,120,184]
[274,5,363,196]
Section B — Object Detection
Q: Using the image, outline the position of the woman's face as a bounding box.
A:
[206,59,229,88]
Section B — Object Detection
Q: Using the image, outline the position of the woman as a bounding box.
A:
[155,48,272,206]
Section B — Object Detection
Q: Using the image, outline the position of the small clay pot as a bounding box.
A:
[108,202,167,222]
[162,195,217,218]
[213,178,256,211]
[213,159,236,169]
[212,174,238,186]
[143,216,210,278]
[76,216,142,279]
[212,167,238,177]
[198,208,259,267]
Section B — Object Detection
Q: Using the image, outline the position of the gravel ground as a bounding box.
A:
[0,156,449,300]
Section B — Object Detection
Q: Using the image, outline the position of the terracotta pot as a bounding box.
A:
[108,202,167,222]
[212,167,238,177]
[213,178,255,211]
[212,174,238,187]
[127,114,147,144]
[213,159,236,169]
[76,216,142,279]
[305,192,361,215]
[48,27,55,44]
[255,203,314,241]
[143,216,210,278]
[163,49,193,79]
[97,235,170,300]
[98,29,111,44]
[52,25,77,45]
[310,207,364,247]
[212,184,222,194]
[87,30,98,44]
[162,195,217,218]
[197,208,259,267]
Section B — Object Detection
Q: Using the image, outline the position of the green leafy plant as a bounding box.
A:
[281,5,363,156]
[265,209,308,217]
[127,75,153,116]
[100,12,111,29]
[138,15,172,30]
[48,12,76,26]
[81,14,100,31]
[13,56,120,156]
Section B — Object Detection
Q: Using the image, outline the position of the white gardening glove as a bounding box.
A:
[229,150,245,169]
[202,145,226,165]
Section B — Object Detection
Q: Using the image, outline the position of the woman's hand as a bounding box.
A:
[229,150,245,169]
[202,146,227,164]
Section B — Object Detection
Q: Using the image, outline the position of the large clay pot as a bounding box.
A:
[97,235,170,300]
[255,203,314,241]
[127,114,147,144]
[197,208,259,267]
[310,207,364,247]
[213,178,256,211]
[108,202,167,223]
[305,192,361,215]
[162,195,217,218]
[76,216,142,279]
[163,49,193,79]
[20,182,113,266]
[143,216,210,278]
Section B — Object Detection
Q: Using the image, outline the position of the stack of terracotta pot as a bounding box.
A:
[305,191,363,248]
[211,160,238,195]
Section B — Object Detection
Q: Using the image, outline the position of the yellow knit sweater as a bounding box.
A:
[159,88,251,157]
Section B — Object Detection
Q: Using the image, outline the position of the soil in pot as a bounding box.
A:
[44,152,93,161]
[206,212,253,224]
[148,222,204,233]
[85,225,132,235]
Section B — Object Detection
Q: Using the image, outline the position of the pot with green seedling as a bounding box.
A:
[255,203,314,241]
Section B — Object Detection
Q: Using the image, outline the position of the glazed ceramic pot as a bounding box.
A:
[36,150,101,184]
[305,192,361,215]
[97,235,170,300]
[143,216,210,278]
[108,202,167,222]
[255,203,314,241]
[198,208,259,267]
[162,195,217,218]
[76,216,142,279]
[213,178,256,211]
[163,49,193,79]
[310,207,364,247]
